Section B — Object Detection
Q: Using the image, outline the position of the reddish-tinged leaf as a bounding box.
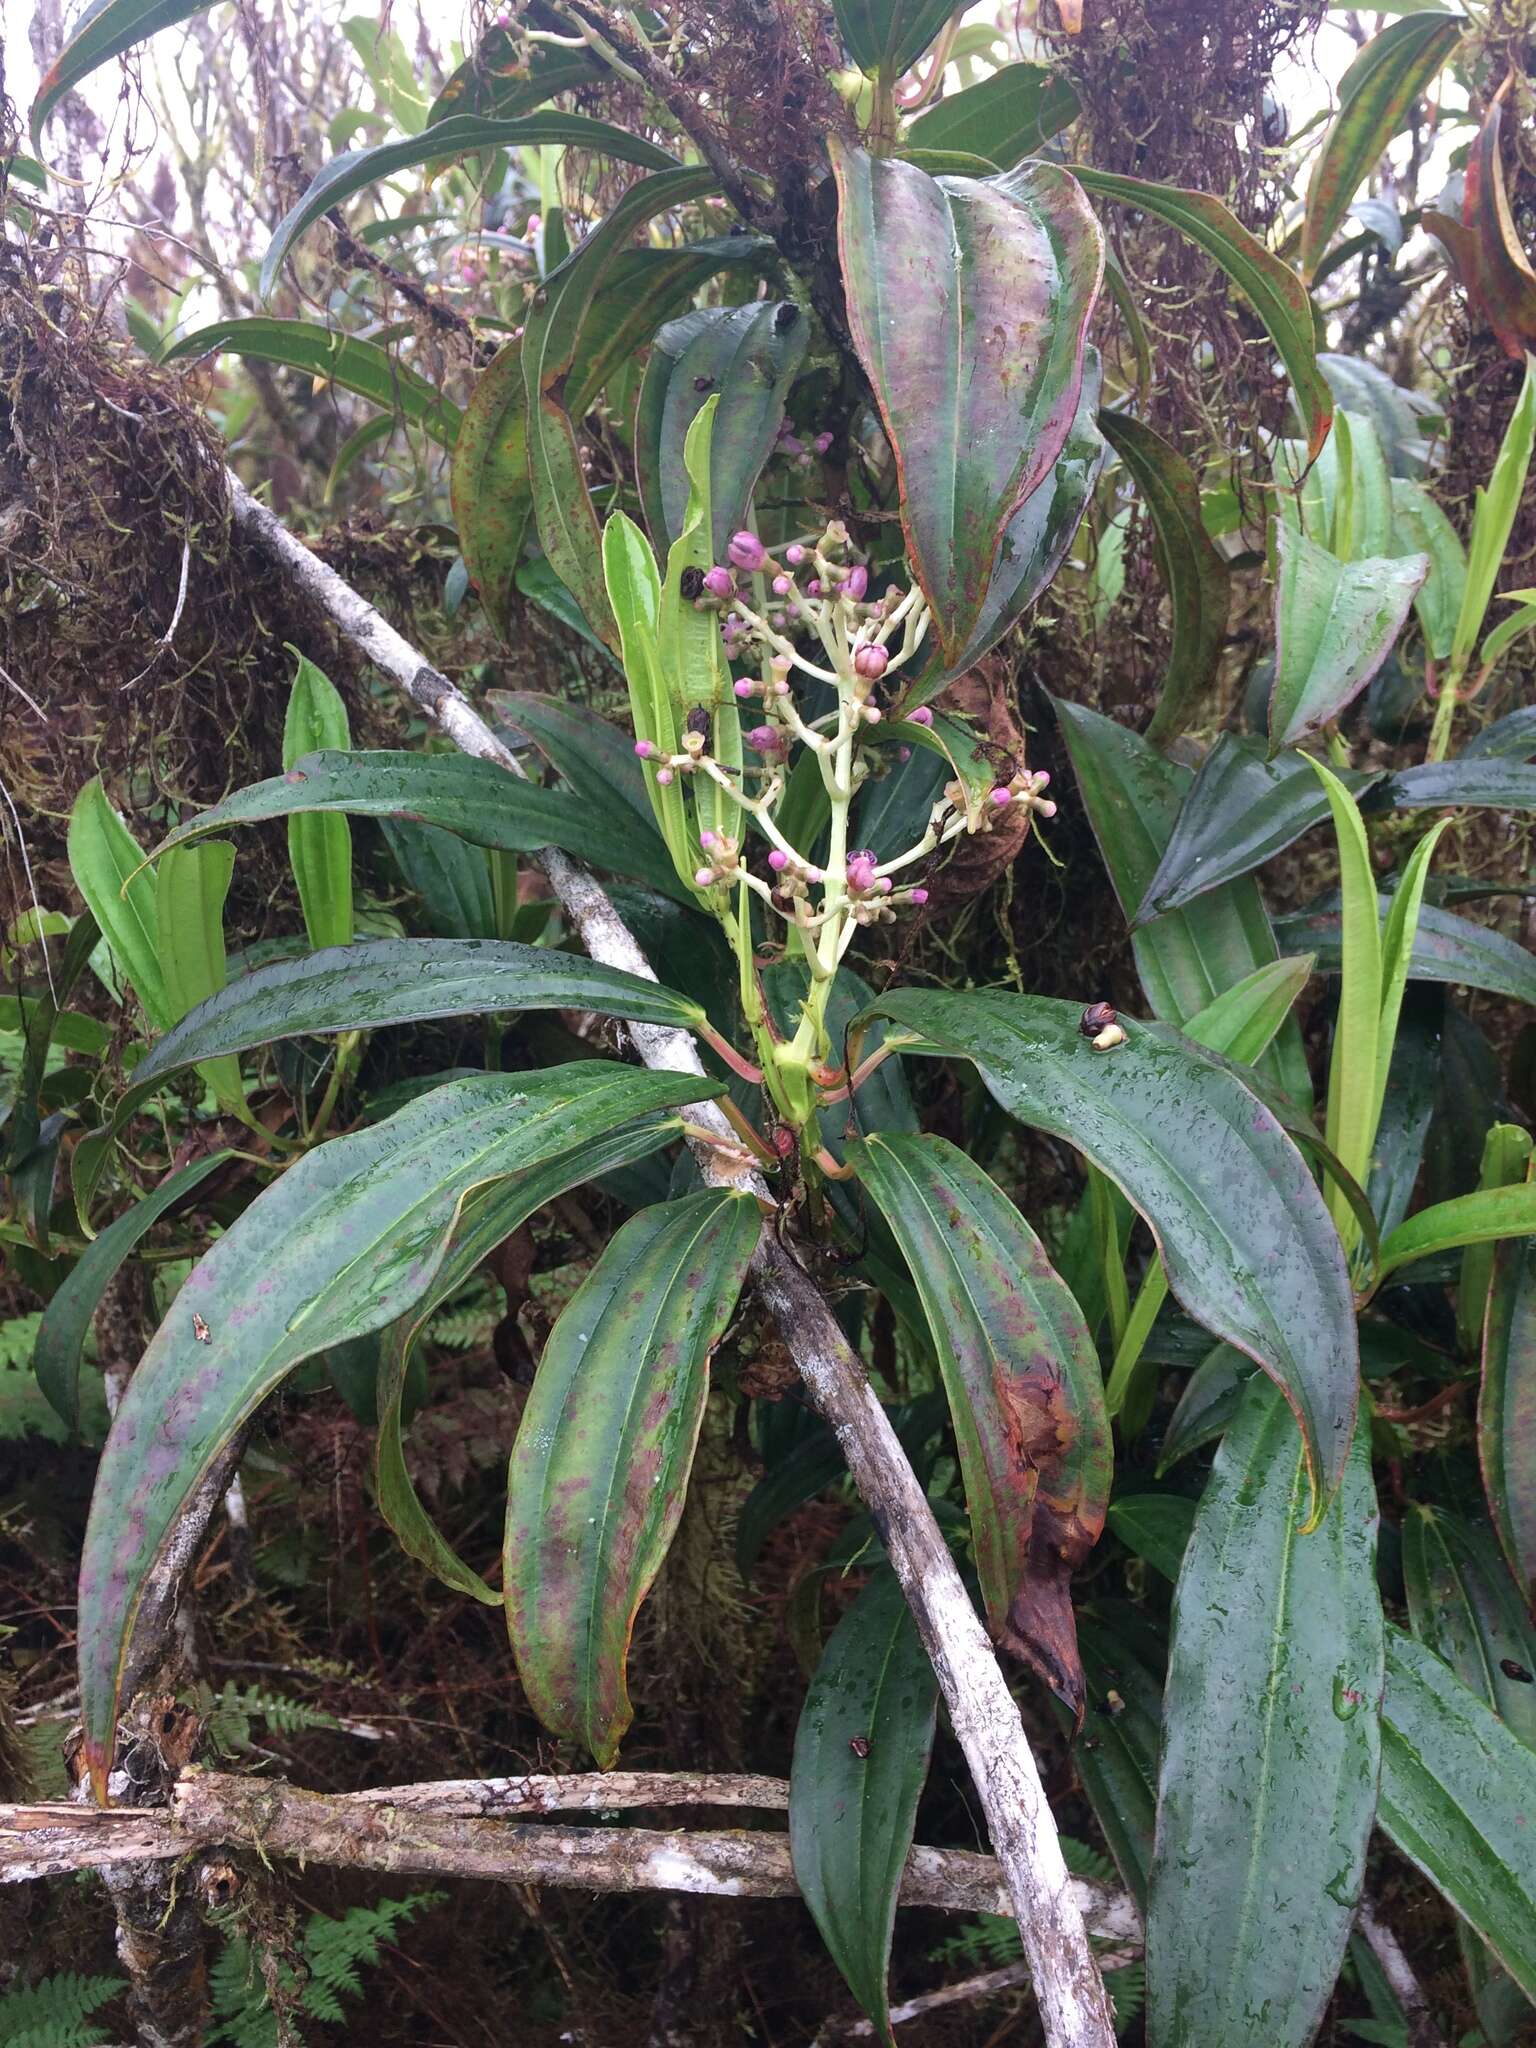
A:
[831,140,1103,665]
[504,1189,761,1766]
[1427,83,1536,362]
[849,1131,1110,1715]
[451,339,531,645]
[1481,1225,1536,1612]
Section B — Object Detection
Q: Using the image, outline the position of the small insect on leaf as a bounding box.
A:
[191,1314,211,1344]
[1501,1659,1534,1684]
[849,1735,872,1758]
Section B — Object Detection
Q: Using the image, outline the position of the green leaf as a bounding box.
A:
[160,319,461,448]
[1379,1626,1536,1999]
[67,778,170,1032]
[1481,1229,1536,1611]
[1481,594,1536,671]
[1465,705,1536,758]
[1157,1342,1258,1473]
[450,339,531,645]
[521,164,718,651]
[282,653,353,951]
[374,1119,688,1606]
[907,63,1081,164]
[1099,411,1231,745]
[1054,701,1309,1104]
[831,142,1103,665]
[504,1188,760,1766]
[788,1567,938,2046]
[1270,526,1427,752]
[31,0,213,149]
[1458,1125,1533,1354]
[3,913,101,1174]
[1369,760,1536,814]
[149,748,690,904]
[849,1132,1110,1716]
[76,1065,718,1795]
[857,988,1360,1525]
[1378,1182,1536,1283]
[1071,1607,1164,1909]
[634,300,808,558]
[834,0,956,77]
[428,24,607,124]
[1300,14,1464,280]
[1277,897,1536,1009]
[33,1151,233,1435]
[1179,955,1315,1067]
[381,818,495,940]
[72,937,706,1222]
[1402,1505,1536,1748]
[258,114,678,299]
[1106,1493,1196,1583]
[1073,167,1333,459]
[154,840,245,1116]
[1147,1378,1382,2048]
[1136,735,1383,921]
[1451,354,1536,677]
[488,691,657,840]
[1389,477,1468,662]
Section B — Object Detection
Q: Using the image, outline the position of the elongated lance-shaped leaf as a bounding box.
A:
[1054,700,1309,1105]
[161,319,462,448]
[381,818,495,939]
[1390,476,1467,662]
[259,115,678,299]
[907,62,1081,164]
[1157,1342,1259,1474]
[1135,735,1383,922]
[831,141,1102,665]
[1481,1228,1536,1612]
[855,988,1360,1524]
[1070,1607,1164,1910]
[1279,896,1536,1010]
[1270,526,1427,752]
[147,748,689,904]
[427,20,607,123]
[788,1566,939,2047]
[635,300,808,558]
[1458,1125,1533,1355]
[1073,167,1333,458]
[1367,759,1536,815]
[1301,14,1465,280]
[488,690,657,842]
[504,1189,760,1767]
[154,841,245,1118]
[849,1132,1110,1718]
[1380,1626,1536,1997]
[1379,1183,1536,1285]
[374,1119,687,1606]
[77,1066,720,1798]
[1147,1376,1382,2048]
[71,939,706,1224]
[1099,411,1230,746]
[283,653,353,950]
[31,0,213,148]
[834,0,954,76]
[1402,1505,1536,1747]
[920,350,1106,695]
[520,164,717,650]
[33,1152,233,1435]
[4,911,100,1174]
[68,778,170,1032]
[1428,96,1536,367]
[1466,705,1536,759]
[600,513,691,881]
[1450,351,1536,675]
[451,339,531,646]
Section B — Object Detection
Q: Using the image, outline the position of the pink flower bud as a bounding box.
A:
[1034,770,1051,788]
[807,579,822,597]
[908,705,933,726]
[634,739,655,758]
[1036,798,1058,818]
[780,433,804,458]
[878,876,892,893]
[990,786,1012,807]
[695,866,715,887]
[768,849,789,872]
[699,830,718,849]
[734,678,754,699]
[846,854,877,892]
[785,543,806,566]
[853,643,888,681]
[746,725,779,753]
[806,866,824,883]
[910,887,929,906]
[772,574,791,596]
[897,745,911,762]
[864,705,881,724]
[656,767,674,785]
[814,431,834,454]
[527,212,542,236]
[703,565,734,599]
[843,564,869,601]
[727,530,768,573]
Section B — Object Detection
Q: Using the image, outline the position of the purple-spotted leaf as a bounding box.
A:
[1269,524,1427,752]
[789,1566,938,2046]
[1481,1228,1536,1612]
[76,1065,719,1799]
[1148,1376,1382,2048]
[854,989,1360,1524]
[452,340,531,645]
[848,1131,1110,1716]
[831,140,1102,665]
[504,1188,760,1767]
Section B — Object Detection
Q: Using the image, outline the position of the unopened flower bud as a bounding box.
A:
[727,530,768,573]
[846,853,878,892]
[843,564,869,602]
[772,574,791,596]
[863,704,881,724]
[703,565,734,599]
[734,678,754,699]
[910,887,929,906]
[768,849,789,872]
[695,866,716,887]
[634,739,655,759]
[990,786,1013,807]
[656,767,674,785]
[699,830,718,849]
[908,704,933,726]
[814,430,834,454]
[808,579,822,597]
[785,543,807,566]
[746,725,780,754]
[853,643,888,681]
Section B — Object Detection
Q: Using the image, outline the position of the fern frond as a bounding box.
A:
[0,1971,125,2048]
